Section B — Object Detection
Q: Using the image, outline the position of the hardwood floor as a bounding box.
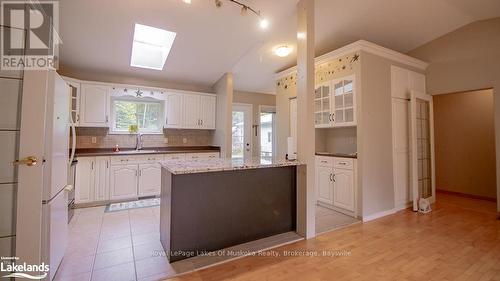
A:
[168,193,500,281]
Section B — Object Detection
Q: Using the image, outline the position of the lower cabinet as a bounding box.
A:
[75,156,110,204]
[75,152,220,205]
[109,165,138,200]
[332,168,354,211]
[138,164,161,197]
[315,156,356,213]
[316,166,334,205]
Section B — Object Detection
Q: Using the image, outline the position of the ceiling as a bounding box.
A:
[59,0,500,94]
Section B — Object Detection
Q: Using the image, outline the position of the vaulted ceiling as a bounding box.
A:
[59,0,500,94]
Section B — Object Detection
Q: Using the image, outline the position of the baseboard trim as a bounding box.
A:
[362,209,396,222]
[437,189,497,202]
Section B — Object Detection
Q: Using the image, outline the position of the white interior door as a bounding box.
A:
[392,98,411,210]
[410,91,436,211]
[232,104,252,160]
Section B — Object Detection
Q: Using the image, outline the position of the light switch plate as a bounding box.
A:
[164,138,169,144]
[91,137,97,144]
[182,137,187,144]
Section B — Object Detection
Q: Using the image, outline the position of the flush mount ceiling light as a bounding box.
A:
[182,0,192,3]
[274,45,292,57]
[130,23,176,70]
[211,0,269,30]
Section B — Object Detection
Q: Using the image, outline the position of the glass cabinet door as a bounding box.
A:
[314,84,332,127]
[332,76,355,126]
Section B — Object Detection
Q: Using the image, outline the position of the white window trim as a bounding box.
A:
[110,96,165,134]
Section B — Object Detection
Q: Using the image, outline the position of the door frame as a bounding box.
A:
[232,103,253,160]
[258,105,276,160]
[409,90,436,211]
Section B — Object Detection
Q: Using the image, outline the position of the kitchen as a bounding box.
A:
[2,0,499,281]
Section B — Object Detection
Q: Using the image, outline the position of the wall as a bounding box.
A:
[408,17,500,209]
[233,91,276,157]
[433,89,496,199]
[212,73,234,158]
[74,128,214,149]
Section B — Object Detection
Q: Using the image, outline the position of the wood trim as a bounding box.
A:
[437,189,497,202]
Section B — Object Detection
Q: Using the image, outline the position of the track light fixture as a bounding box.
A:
[212,0,269,30]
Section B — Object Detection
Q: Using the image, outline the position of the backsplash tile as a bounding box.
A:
[75,128,214,149]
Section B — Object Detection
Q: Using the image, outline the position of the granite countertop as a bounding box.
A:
[75,146,220,157]
[315,152,358,159]
[160,157,303,175]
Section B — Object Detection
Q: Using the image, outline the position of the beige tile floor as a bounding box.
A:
[55,205,303,281]
[315,205,360,234]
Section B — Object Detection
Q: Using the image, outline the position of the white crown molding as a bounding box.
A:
[275,40,428,80]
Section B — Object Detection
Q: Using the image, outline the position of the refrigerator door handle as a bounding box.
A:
[69,114,76,165]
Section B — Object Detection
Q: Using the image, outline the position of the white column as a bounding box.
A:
[296,0,315,238]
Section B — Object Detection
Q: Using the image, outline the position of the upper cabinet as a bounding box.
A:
[391,66,426,99]
[80,83,110,127]
[61,76,216,130]
[315,75,356,128]
[165,92,183,129]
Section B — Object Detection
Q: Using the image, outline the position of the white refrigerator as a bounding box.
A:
[40,71,72,280]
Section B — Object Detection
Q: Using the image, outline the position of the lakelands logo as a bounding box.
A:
[0,0,61,70]
[1,257,49,280]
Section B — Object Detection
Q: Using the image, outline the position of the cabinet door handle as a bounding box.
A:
[333,174,336,182]
[106,161,109,169]
[329,114,332,122]
[106,115,109,123]
[139,170,141,177]
[76,114,80,122]
[91,161,94,170]
[201,119,203,126]
[330,173,333,182]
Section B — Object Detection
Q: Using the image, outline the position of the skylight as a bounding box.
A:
[130,23,176,70]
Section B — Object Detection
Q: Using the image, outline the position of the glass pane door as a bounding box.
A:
[410,92,435,211]
[314,84,331,126]
[232,104,252,160]
[260,112,275,163]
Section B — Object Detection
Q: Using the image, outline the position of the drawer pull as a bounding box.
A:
[321,160,328,163]
[339,162,348,165]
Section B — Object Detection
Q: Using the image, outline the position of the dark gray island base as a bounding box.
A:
[159,159,300,263]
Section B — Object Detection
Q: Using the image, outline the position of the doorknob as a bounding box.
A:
[12,156,38,166]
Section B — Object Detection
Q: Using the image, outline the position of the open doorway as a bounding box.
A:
[433,89,496,202]
[259,106,276,163]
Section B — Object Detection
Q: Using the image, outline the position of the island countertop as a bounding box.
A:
[160,157,302,175]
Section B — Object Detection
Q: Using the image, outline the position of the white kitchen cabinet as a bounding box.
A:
[80,83,110,127]
[314,75,356,128]
[110,165,138,200]
[138,164,161,196]
[75,158,94,204]
[316,166,334,205]
[94,157,110,201]
[67,79,80,125]
[165,92,183,128]
[333,168,355,211]
[315,156,356,214]
[182,94,216,130]
[200,95,216,129]
[183,94,201,129]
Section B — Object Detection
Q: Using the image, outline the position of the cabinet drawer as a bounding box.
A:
[333,158,354,169]
[316,156,333,167]
[164,153,186,160]
[137,155,163,163]
[110,155,139,164]
[185,152,219,160]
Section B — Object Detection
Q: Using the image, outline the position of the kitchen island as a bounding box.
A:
[159,158,303,262]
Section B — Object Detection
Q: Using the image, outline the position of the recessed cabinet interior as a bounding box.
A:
[314,75,356,128]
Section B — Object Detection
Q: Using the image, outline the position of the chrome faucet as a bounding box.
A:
[135,133,143,150]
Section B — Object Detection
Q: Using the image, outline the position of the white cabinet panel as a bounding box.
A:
[138,164,161,197]
[110,165,138,200]
[200,95,216,129]
[94,157,110,201]
[0,132,18,183]
[0,184,16,237]
[80,83,110,127]
[165,93,182,128]
[0,78,22,130]
[183,94,200,129]
[75,158,94,204]
[0,26,24,79]
[316,166,334,205]
[333,169,355,211]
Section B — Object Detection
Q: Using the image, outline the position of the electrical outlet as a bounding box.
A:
[182,137,187,144]
[91,137,97,144]
[164,138,169,144]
